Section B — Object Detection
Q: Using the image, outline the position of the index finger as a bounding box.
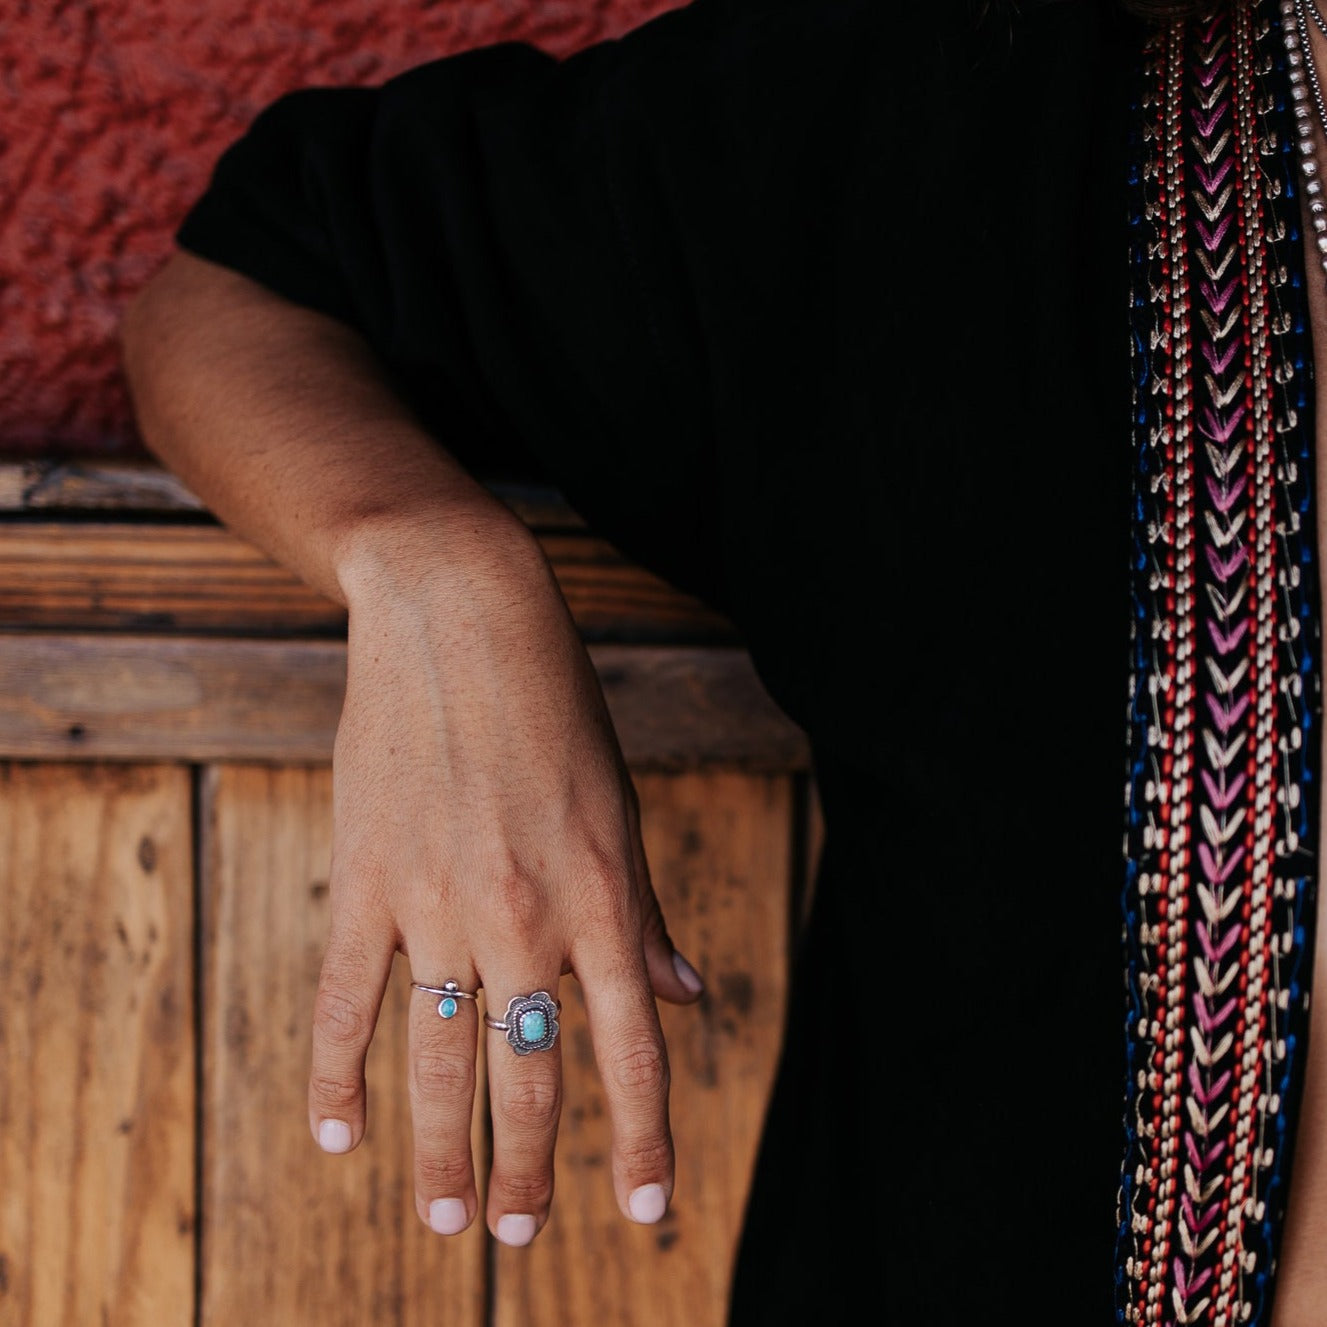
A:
[308,904,396,1154]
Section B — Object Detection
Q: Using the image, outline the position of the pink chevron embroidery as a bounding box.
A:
[1181,1192,1224,1234]
[1204,692,1250,733]
[1202,338,1239,374]
[1194,160,1235,195]
[1199,277,1240,314]
[1204,472,1246,512]
[1200,767,1246,806]
[1173,1257,1214,1301]
[1206,617,1248,653]
[1185,1132,1227,1170]
[1192,995,1240,1037]
[1196,919,1242,967]
[1191,103,1228,138]
[1197,842,1244,884]
[1198,403,1246,442]
[1205,544,1248,581]
[1196,213,1235,251]
[1197,48,1229,85]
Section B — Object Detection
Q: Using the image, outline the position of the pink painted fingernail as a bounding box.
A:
[317,1119,352,1153]
[628,1183,668,1223]
[672,951,704,995]
[429,1198,468,1236]
[496,1214,537,1247]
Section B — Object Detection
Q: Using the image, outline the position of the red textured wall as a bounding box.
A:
[0,0,688,457]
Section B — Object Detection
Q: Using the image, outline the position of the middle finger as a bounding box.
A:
[481,968,565,1246]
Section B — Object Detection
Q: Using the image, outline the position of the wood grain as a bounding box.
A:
[0,520,345,634]
[494,772,791,1327]
[199,765,489,1326]
[0,460,207,513]
[0,459,585,530]
[0,634,811,770]
[0,763,195,1326]
[0,521,734,641]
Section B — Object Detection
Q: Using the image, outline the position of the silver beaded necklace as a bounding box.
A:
[1285,0,1327,279]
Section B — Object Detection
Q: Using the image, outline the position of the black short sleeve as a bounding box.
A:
[175,0,887,617]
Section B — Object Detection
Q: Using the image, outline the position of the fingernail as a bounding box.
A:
[672,950,704,995]
[429,1198,468,1236]
[496,1214,538,1247]
[318,1119,352,1153]
[628,1183,668,1224]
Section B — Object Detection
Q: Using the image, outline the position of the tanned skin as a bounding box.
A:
[121,250,705,1248]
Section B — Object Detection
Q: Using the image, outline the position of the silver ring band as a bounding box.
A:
[412,979,478,1019]
[485,991,562,1054]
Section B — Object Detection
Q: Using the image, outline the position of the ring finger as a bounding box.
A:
[407,964,483,1236]
[481,971,565,1247]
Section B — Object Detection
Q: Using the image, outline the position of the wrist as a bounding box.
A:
[333,494,548,614]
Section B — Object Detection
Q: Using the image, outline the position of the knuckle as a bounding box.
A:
[329,855,393,912]
[409,1051,476,1102]
[415,1154,473,1198]
[492,1073,562,1130]
[492,1169,552,1210]
[573,852,637,935]
[312,986,375,1049]
[309,1072,362,1111]
[607,1039,669,1098]
[578,843,626,897]
[488,866,545,943]
[618,1134,673,1178]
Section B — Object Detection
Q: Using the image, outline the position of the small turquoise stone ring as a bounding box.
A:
[411,979,478,1020]
[484,991,562,1055]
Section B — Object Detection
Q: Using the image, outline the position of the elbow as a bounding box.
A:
[119,255,178,421]
[119,270,156,365]
[120,249,241,470]
[120,249,226,377]
[119,249,228,459]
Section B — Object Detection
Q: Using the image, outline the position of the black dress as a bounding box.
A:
[173,1,1169,1320]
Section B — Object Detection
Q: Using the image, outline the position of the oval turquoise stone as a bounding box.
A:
[519,1009,547,1043]
[439,996,458,1019]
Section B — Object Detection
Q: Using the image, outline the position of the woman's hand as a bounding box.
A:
[119,252,702,1240]
[306,505,705,1244]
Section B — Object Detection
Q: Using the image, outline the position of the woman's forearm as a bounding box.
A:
[120,249,535,606]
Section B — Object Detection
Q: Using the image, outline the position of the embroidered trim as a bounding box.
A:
[1118,4,1321,1323]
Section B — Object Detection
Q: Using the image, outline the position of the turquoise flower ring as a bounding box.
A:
[411,979,479,1020]
[484,991,562,1055]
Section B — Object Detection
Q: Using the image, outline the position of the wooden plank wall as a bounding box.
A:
[0,764,196,1325]
[0,463,818,1327]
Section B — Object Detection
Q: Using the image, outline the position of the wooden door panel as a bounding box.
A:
[0,469,810,1326]
[198,764,488,1327]
[199,765,793,1327]
[0,763,194,1326]
[494,771,792,1327]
